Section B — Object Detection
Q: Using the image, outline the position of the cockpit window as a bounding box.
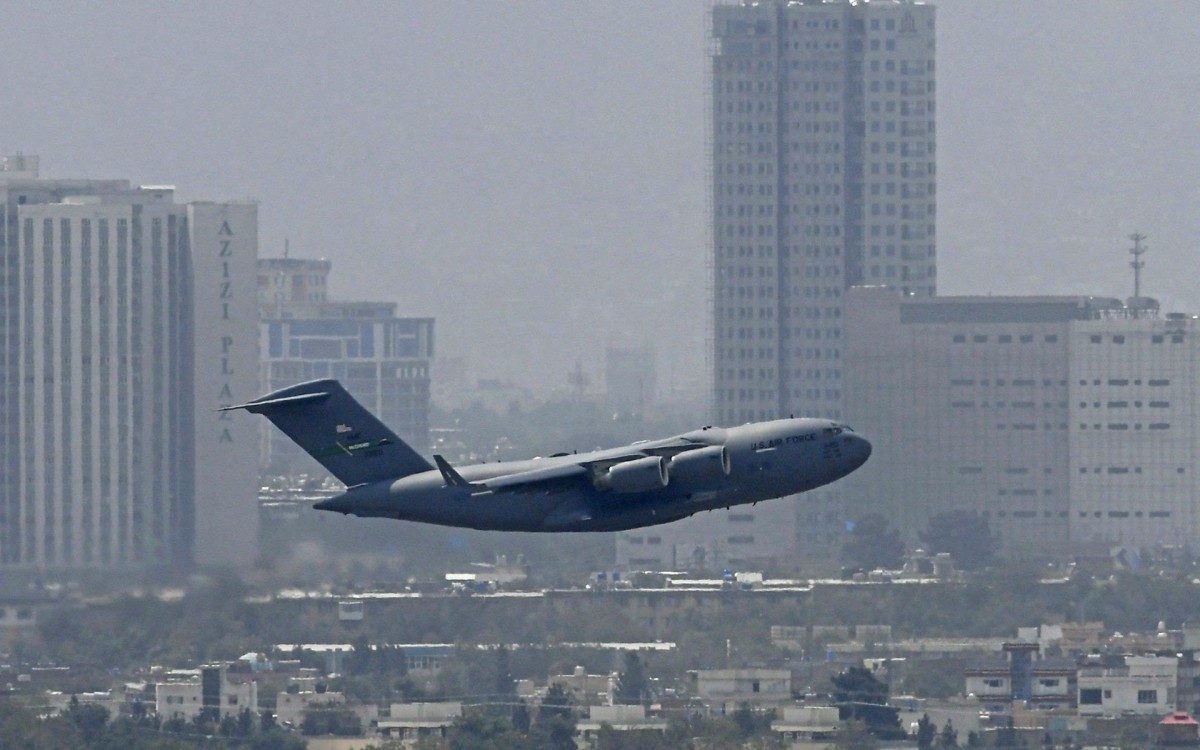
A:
[823,423,854,435]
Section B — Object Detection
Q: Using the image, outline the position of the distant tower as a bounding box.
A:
[1128,232,1148,300]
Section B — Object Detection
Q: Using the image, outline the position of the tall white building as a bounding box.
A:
[0,156,259,569]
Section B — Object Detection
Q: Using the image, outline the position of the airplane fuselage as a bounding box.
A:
[314,417,871,532]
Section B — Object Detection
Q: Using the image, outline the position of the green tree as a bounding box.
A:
[842,513,906,571]
[937,719,959,749]
[493,645,515,700]
[916,713,936,750]
[614,651,649,706]
[918,510,999,570]
[536,684,577,750]
[66,699,110,745]
[448,712,525,750]
[830,667,902,739]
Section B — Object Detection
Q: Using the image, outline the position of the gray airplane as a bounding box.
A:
[225,379,871,532]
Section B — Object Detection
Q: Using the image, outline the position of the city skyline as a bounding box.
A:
[1,1,1196,397]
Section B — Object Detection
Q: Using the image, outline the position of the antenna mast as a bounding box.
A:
[1128,232,1147,300]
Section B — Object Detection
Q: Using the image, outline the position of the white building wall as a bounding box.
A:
[189,203,259,567]
[16,196,192,568]
[1078,656,1178,716]
[1068,317,1200,550]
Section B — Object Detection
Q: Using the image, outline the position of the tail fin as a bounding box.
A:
[223,378,432,486]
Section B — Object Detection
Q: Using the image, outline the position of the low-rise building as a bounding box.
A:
[275,689,346,728]
[692,669,792,714]
[377,702,462,745]
[576,705,668,746]
[155,665,257,722]
[770,705,839,743]
[1078,655,1178,717]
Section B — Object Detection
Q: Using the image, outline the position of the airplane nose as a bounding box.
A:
[846,434,872,470]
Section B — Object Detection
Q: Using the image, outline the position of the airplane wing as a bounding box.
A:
[479,462,589,493]
[438,437,716,494]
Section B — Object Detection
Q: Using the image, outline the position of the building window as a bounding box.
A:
[1137,689,1158,704]
[1080,689,1102,705]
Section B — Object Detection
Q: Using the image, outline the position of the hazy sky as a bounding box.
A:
[3,1,1197,400]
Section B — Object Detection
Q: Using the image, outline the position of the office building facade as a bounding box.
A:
[258,257,433,474]
[0,156,259,569]
[844,287,1200,556]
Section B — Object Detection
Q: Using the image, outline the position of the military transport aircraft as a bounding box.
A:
[224,379,871,532]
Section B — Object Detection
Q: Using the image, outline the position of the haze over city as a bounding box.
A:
[3,1,1197,395]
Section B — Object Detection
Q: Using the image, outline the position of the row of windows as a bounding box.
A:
[1078,467,1186,475]
[1088,334,1184,344]
[1078,423,1171,431]
[953,334,1059,344]
[1077,511,1172,520]
[1079,378,1170,387]
[1078,401,1169,408]
[951,401,1067,409]
[951,379,1064,387]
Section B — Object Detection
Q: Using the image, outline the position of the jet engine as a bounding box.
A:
[595,456,669,493]
[668,445,731,483]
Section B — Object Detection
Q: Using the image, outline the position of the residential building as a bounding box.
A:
[844,287,1200,555]
[964,643,1075,713]
[692,668,792,714]
[576,705,668,745]
[257,257,433,473]
[155,665,258,722]
[707,0,937,565]
[1078,655,1178,717]
[0,155,258,569]
[770,705,839,743]
[377,702,462,744]
[275,689,347,728]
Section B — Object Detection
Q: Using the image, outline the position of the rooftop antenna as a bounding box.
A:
[1128,232,1147,300]
[284,237,290,258]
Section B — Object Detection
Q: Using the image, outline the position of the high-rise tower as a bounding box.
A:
[712,0,936,425]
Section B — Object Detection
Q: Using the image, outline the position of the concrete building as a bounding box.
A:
[692,668,792,714]
[705,0,936,566]
[377,702,462,744]
[1068,314,1200,551]
[1078,656,1179,717]
[0,155,259,569]
[257,257,433,474]
[155,665,258,722]
[844,287,1200,556]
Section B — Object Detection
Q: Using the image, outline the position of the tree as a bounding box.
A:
[614,651,649,706]
[493,645,515,700]
[448,712,524,750]
[937,719,959,749]
[842,513,906,571]
[916,713,936,750]
[536,684,577,750]
[830,667,902,739]
[918,510,999,570]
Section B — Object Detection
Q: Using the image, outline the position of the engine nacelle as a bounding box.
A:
[596,456,669,493]
[668,445,731,484]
